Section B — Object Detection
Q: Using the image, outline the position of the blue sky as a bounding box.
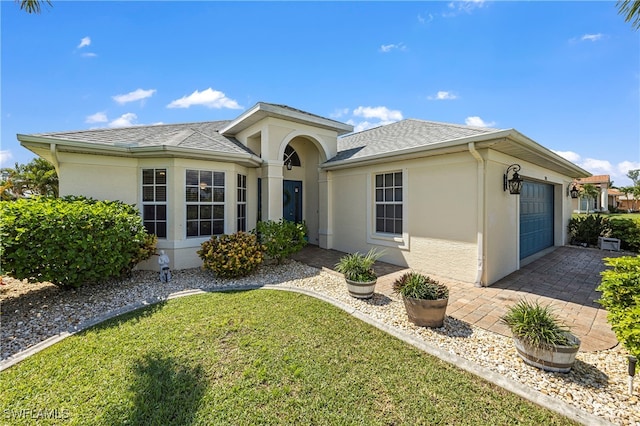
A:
[2,1,639,185]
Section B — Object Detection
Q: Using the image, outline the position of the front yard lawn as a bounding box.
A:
[1,290,576,425]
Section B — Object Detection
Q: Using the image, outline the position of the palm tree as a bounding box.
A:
[17,0,52,14]
[580,183,601,213]
[0,158,58,199]
[618,0,640,30]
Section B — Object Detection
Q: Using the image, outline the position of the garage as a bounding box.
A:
[519,181,554,259]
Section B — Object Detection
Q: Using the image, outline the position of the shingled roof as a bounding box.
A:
[331,119,503,162]
[31,120,256,156]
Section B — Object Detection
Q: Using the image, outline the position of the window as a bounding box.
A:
[283,145,301,168]
[375,171,403,235]
[237,174,247,232]
[186,170,224,237]
[142,169,167,238]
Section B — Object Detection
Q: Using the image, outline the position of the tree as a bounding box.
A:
[580,183,601,212]
[617,0,640,30]
[627,169,640,186]
[0,158,58,199]
[16,0,52,14]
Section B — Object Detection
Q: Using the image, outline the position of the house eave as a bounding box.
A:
[18,134,263,167]
[324,129,590,179]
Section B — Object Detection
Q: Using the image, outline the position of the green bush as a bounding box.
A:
[197,232,264,278]
[568,214,610,246]
[609,218,640,252]
[500,300,574,348]
[252,219,306,264]
[597,256,640,358]
[0,196,156,288]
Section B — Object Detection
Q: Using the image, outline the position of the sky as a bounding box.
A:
[2,0,639,186]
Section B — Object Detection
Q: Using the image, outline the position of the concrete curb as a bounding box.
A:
[0,284,613,426]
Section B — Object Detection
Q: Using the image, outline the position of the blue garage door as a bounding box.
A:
[520,181,554,260]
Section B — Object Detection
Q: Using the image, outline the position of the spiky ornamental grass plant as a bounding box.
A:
[334,248,382,282]
[500,299,575,348]
[392,271,449,300]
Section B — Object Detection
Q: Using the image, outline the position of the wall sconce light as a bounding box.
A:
[568,184,579,199]
[286,160,293,171]
[504,164,523,195]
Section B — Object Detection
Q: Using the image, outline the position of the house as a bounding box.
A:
[17,102,589,286]
[570,175,616,213]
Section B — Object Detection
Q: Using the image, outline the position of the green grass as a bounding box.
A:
[1,290,577,425]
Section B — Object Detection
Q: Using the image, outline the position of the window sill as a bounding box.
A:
[367,232,409,250]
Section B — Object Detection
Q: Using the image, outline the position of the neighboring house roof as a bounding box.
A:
[332,119,501,162]
[573,175,610,185]
[28,120,255,156]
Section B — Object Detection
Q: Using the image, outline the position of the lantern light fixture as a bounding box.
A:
[504,164,523,195]
[569,184,579,199]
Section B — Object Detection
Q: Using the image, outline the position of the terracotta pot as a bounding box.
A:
[402,296,448,328]
[512,333,581,373]
[345,278,377,299]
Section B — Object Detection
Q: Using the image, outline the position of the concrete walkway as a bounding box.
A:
[291,245,630,352]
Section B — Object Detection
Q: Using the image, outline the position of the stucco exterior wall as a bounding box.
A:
[58,152,138,204]
[329,152,480,283]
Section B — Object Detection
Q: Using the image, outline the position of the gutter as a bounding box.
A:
[49,143,60,175]
[468,142,485,287]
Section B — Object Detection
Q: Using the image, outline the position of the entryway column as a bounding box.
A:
[262,161,284,221]
[318,169,333,248]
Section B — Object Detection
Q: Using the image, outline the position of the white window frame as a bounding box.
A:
[185,169,225,238]
[237,173,247,232]
[366,168,409,250]
[141,168,168,239]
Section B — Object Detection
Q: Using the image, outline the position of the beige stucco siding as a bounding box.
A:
[329,152,480,283]
[58,153,138,204]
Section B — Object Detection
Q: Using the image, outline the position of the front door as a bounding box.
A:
[283,180,302,223]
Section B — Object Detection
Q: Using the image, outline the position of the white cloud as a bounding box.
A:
[428,91,458,100]
[347,119,398,133]
[353,106,403,122]
[552,150,639,186]
[465,116,495,128]
[0,150,13,167]
[380,43,406,53]
[113,88,157,105]
[81,52,97,58]
[444,0,486,17]
[85,112,108,124]
[330,108,350,119]
[581,33,603,42]
[552,150,582,163]
[167,88,242,109]
[109,113,138,128]
[78,36,91,48]
[418,13,434,24]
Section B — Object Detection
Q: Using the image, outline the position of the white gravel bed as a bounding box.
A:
[1,261,638,425]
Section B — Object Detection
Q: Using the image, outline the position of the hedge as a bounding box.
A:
[0,196,156,288]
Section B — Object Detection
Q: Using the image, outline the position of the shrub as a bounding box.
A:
[568,214,610,246]
[0,196,156,288]
[500,300,574,348]
[334,248,382,282]
[608,218,640,252]
[597,256,640,358]
[252,219,306,264]
[197,232,264,278]
[392,271,449,300]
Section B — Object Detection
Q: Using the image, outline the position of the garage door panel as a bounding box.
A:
[520,181,554,259]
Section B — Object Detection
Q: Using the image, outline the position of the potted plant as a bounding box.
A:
[501,299,581,373]
[393,271,449,328]
[335,248,382,299]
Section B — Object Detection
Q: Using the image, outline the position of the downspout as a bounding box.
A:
[50,143,60,175]
[468,142,485,287]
